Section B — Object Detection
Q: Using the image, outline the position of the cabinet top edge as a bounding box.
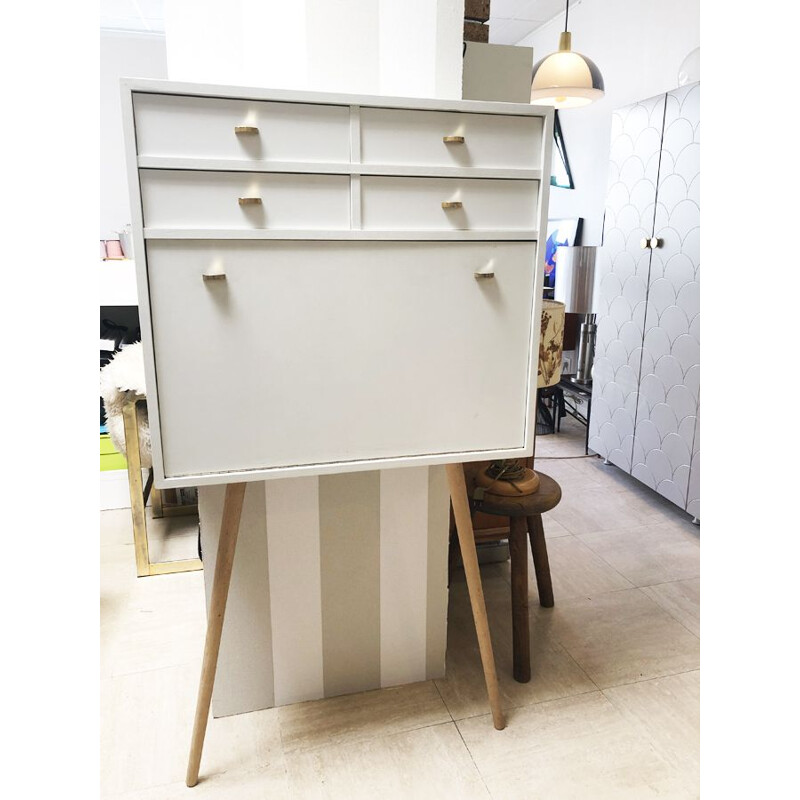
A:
[120,77,553,119]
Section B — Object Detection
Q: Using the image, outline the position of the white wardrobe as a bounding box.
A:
[588,83,700,518]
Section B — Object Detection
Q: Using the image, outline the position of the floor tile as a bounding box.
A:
[540,588,700,688]
[100,570,207,678]
[285,722,489,799]
[101,662,284,797]
[457,691,674,799]
[549,485,655,535]
[641,579,700,636]
[538,535,634,600]
[578,522,700,587]
[277,680,450,754]
[436,576,596,720]
[542,515,572,539]
[604,670,700,784]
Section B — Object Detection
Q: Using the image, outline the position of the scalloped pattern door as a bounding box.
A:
[587,93,666,470]
[631,84,700,509]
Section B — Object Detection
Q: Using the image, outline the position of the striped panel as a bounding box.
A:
[201,467,449,716]
[379,467,429,687]
[426,465,450,679]
[319,471,382,697]
[199,482,274,717]
[265,476,325,706]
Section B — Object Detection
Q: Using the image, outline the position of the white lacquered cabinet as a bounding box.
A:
[122,79,553,488]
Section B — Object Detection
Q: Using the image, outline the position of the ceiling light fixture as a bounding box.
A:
[530,0,604,109]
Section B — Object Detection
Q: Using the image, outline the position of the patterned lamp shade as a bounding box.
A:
[538,300,566,388]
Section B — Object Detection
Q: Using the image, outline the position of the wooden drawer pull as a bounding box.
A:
[238,197,263,206]
[474,271,495,280]
[442,201,463,209]
[234,126,259,134]
[443,135,465,144]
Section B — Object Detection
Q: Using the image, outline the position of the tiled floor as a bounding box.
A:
[100,417,700,798]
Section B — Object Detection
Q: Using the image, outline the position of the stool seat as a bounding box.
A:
[473,471,561,517]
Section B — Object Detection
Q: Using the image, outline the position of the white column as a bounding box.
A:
[166,0,462,714]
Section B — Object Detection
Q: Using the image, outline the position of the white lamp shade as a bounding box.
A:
[530,50,604,108]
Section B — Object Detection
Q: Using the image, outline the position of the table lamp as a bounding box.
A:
[475,299,565,498]
[554,245,598,384]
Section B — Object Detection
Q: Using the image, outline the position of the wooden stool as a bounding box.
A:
[472,472,561,683]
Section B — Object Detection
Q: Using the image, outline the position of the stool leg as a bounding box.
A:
[527,515,554,608]
[445,464,505,731]
[509,516,531,683]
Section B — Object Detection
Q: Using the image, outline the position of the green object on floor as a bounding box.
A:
[100,433,127,471]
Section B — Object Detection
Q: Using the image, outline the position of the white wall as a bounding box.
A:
[99,30,167,239]
[519,0,699,244]
[164,0,463,99]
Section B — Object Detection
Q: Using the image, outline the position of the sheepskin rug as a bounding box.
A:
[100,342,152,468]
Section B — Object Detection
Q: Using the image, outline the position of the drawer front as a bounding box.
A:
[140,170,351,230]
[133,93,351,163]
[360,108,542,170]
[146,240,537,479]
[360,176,539,231]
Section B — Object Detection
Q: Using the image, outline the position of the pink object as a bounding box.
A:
[105,239,124,258]
[100,240,108,258]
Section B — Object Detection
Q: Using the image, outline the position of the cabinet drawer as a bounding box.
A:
[133,93,351,163]
[145,240,537,479]
[360,108,542,170]
[140,170,351,230]
[360,176,538,231]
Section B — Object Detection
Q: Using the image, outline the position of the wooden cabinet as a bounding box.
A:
[122,80,553,488]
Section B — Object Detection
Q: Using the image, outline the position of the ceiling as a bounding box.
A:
[100,1,571,44]
[488,0,568,45]
[101,0,165,33]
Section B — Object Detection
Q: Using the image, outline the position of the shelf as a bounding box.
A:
[143,229,539,241]
[100,259,138,306]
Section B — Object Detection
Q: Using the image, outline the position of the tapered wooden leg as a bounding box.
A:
[445,464,505,730]
[509,516,531,683]
[186,482,247,788]
[527,515,554,608]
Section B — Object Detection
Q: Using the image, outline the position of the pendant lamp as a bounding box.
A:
[530,0,604,108]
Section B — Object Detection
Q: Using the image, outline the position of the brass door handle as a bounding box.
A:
[234,126,259,134]
[238,197,263,205]
[442,201,463,209]
[443,135,465,144]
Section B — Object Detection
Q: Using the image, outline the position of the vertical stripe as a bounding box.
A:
[425,465,450,679]
[319,471,381,697]
[265,476,325,705]
[198,482,274,717]
[379,467,429,687]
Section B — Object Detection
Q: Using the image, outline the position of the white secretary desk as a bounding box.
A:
[120,77,553,786]
[121,78,552,489]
